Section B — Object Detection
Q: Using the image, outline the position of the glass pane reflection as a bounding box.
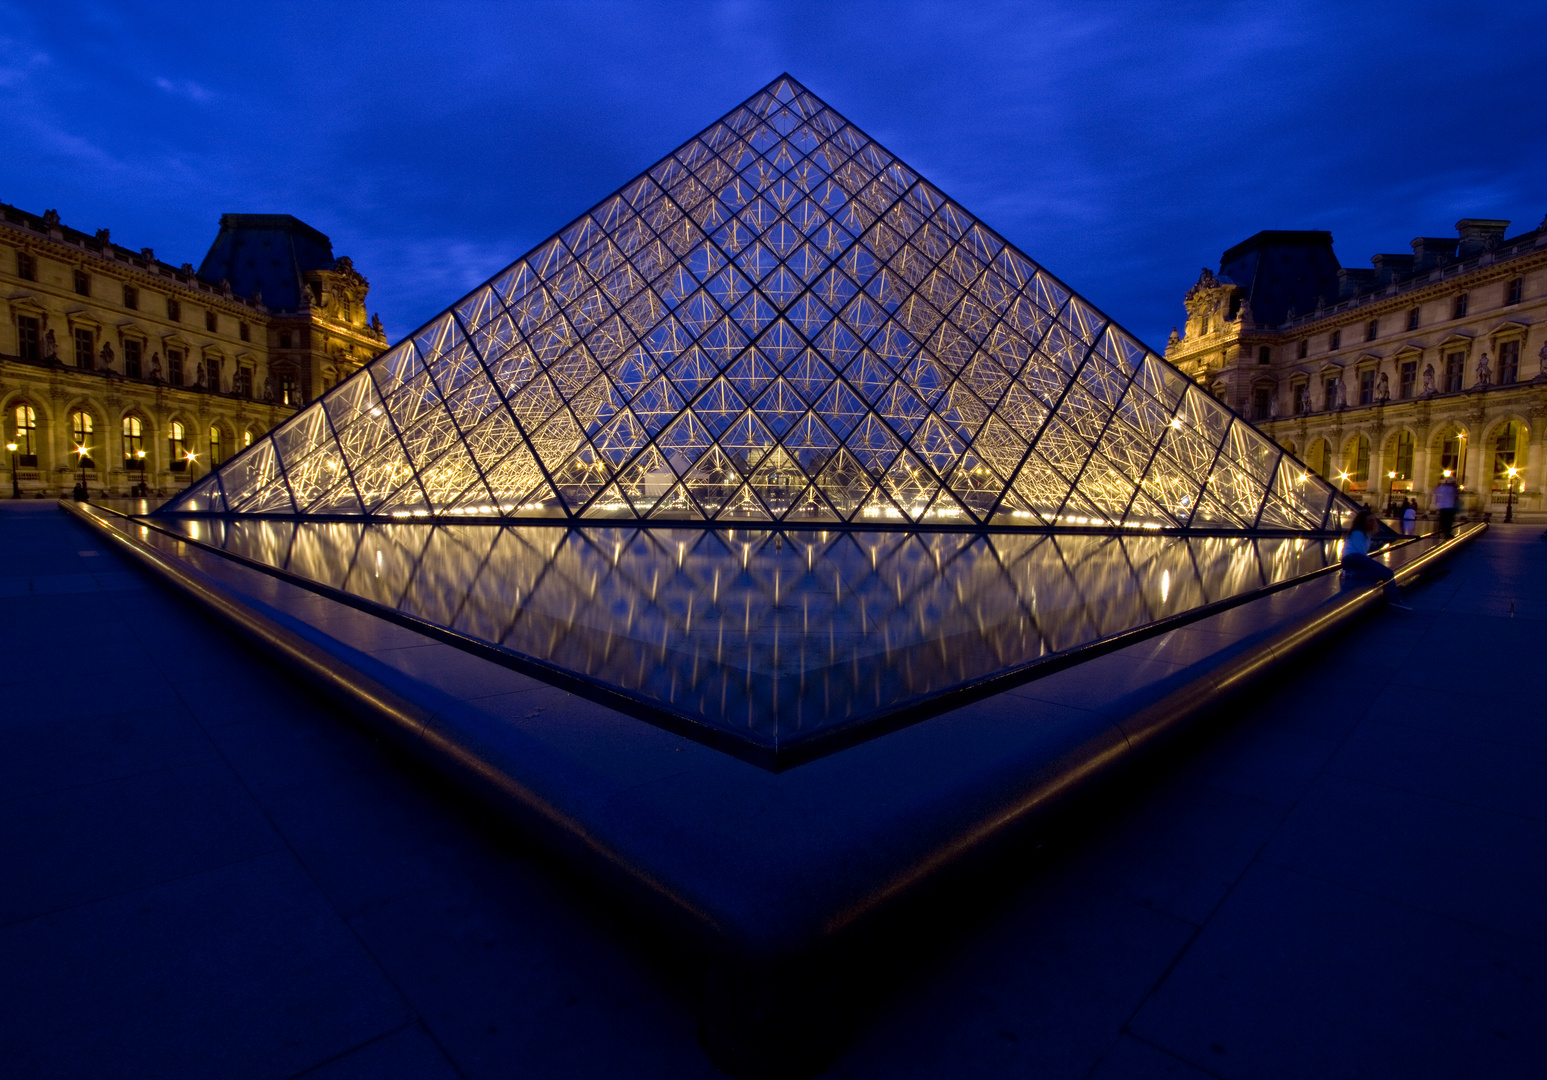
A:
[168,520,1339,758]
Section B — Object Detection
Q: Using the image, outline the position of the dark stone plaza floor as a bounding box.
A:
[2,500,1543,1079]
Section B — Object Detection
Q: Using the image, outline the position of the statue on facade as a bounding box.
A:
[99,341,115,371]
[1375,371,1390,402]
[1422,363,1437,395]
[1167,326,1180,347]
[1335,378,1348,409]
[1475,351,1492,388]
[370,312,384,335]
[149,353,162,381]
[1236,297,1253,326]
[1536,341,1547,381]
[195,361,206,388]
[42,328,58,363]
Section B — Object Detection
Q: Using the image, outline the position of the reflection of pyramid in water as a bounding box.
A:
[167,76,1353,531]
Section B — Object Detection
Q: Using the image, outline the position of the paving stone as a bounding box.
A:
[1130,863,1547,1080]
[0,851,411,1080]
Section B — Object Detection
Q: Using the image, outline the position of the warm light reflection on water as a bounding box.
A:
[165,521,1338,752]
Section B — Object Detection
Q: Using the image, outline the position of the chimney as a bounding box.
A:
[1410,236,1457,271]
[1456,218,1509,258]
[1370,253,1414,286]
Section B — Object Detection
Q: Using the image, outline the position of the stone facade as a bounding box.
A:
[1,203,386,497]
[1166,218,1547,520]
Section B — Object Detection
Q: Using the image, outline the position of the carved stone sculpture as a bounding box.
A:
[195,361,206,388]
[42,329,58,362]
[149,353,162,381]
[1422,363,1437,395]
[1335,378,1347,408]
[99,341,115,371]
[1475,351,1492,388]
[1375,371,1390,402]
[1536,341,1547,381]
[263,375,274,402]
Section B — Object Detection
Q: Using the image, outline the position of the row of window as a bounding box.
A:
[1280,339,1526,416]
[14,251,251,339]
[12,315,284,399]
[1278,281,1525,362]
[8,404,253,469]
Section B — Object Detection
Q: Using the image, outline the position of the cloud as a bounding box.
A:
[153,75,211,103]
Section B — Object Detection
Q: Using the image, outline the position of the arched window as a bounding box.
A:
[70,410,95,468]
[1437,429,1466,484]
[209,426,223,467]
[1306,438,1332,479]
[1491,421,1527,492]
[123,416,145,470]
[169,421,188,472]
[1392,430,1414,480]
[1342,434,1371,491]
[11,404,38,464]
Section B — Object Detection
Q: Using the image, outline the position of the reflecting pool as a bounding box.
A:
[164,520,1340,760]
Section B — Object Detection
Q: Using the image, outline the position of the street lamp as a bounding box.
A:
[1387,470,1397,515]
[1505,465,1520,523]
[5,441,17,499]
[135,447,147,498]
[184,450,198,483]
[74,443,90,501]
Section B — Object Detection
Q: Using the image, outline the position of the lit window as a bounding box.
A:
[71,410,95,468]
[169,421,188,471]
[209,426,223,466]
[123,416,145,468]
[12,404,37,461]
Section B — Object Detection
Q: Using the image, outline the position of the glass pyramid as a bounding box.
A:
[165,75,1354,532]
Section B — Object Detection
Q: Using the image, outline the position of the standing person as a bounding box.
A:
[1402,498,1417,536]
[1343,508,1411,609]
[1433,477,1458,538]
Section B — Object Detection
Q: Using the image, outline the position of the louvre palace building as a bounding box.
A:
[1166,218,1546,520]
[1,204,387,497]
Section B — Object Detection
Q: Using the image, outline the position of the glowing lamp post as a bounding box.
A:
[184,450,199,483]
[5,441,17,499]
[74,444,90,501]
[1505,465,1519,523]
[1387,470,1397,514]
[135,447,147,498]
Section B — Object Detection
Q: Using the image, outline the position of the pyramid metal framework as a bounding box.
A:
[166,76,1353,532]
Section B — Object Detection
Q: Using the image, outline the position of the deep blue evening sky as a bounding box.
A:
[4,2,1546,349]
